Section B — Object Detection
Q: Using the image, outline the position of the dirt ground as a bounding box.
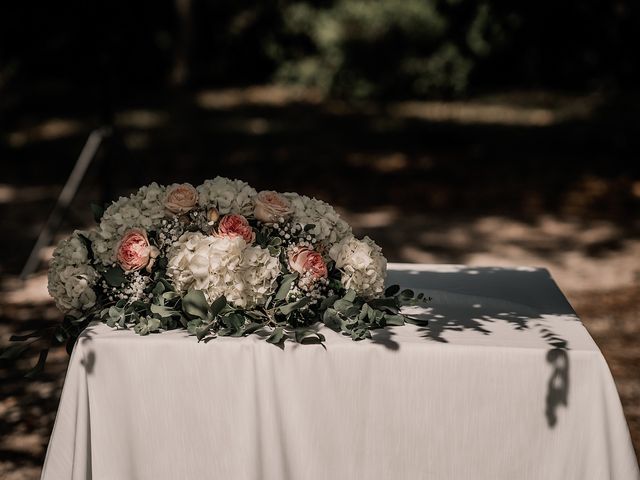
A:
[1,86,639,478]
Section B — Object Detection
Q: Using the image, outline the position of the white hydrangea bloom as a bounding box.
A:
[197,177,257,216]
[240,244,281,307]
[166,232,279,308]
[92,182,166,265]
[329,235,387,299]
[284,192,352,244]
[47,231,99,315]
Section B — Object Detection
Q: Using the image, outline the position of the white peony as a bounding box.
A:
[284,193,352,244]
[47,232,99,315]
[92,183,166,265]
[329,235,387,299]
[166,232,280,308]
[197,177,257,217]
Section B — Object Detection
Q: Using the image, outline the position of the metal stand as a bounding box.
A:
[20,127,113,279]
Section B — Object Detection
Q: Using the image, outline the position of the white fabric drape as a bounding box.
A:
[41,264,640,480]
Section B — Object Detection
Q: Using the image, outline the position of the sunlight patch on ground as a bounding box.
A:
[6,118,85,148]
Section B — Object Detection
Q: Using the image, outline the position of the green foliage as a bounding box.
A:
[267,0,510,98]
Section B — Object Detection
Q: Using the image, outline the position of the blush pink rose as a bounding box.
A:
[217,214,255,243]
[288,246,328,280]
[116,229,159,272]
[254,191,293,223]
[165,183,198,215]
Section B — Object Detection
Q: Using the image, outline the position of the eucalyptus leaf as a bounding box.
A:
[208,295,227,318]
[102,267,127,287]
[319,294,339,310]
[222,313,245,335]
[275,273,298,301]
[266,326,285,345]
[150,304,180,319]
[322,308,342,331]
[182,290,209,319]
[279,296,311,316]
[0,342,31,360]
[383,314,405,326]
[343,289,357,303]
[90,203,104,223]
[385,284,400,297]
[24,349,49,379]
[196,324,212,341]
[295,328,325,345]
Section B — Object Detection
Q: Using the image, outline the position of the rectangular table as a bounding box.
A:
[41,264,640,480]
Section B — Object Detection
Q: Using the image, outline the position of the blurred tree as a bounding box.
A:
[0,0,638,104]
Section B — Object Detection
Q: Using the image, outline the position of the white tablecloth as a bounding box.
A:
[41,264,640,480]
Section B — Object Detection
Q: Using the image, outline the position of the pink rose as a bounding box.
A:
[217,214,255,243]
[116,229,159,272]
[165,183,198,215]
[288,245,328,280]
[254,191,293,223]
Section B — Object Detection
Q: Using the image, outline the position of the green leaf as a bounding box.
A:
[295,328,325,345]
[9,331,42,342]
[0,342,31,360]
[333,299,359,316]
[319,295,339,310]
[269,237,283,246]
[400,289,414,299]
[385,285,400,297]
[151,281,167,300]
[182,290,209,319]
[279,296,311,316]
[343,289,357,303]
[134,317,162,335]
[404,316,429,326]
[90,203,105,223]
[322,308,342,331]
[266,326,285,345]
[208,295,227,318]
[275,273,298,301]
[24,349,49,379]
[150,304,180,319]
[243,322,267,335]
[384,314,405,326]
[196,324,212,341]
[358,303,370,321]
[187,319,204,335]
[102,266,127,287]
[222,313,245,335]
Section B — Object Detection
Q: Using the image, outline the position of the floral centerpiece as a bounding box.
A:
[5,178,428,375]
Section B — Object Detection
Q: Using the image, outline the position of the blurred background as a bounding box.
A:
[1,0,639,477]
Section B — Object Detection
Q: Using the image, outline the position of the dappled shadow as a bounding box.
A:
[386,265,574,428]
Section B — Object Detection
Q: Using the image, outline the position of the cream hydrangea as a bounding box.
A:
[197,177,257,216]
[284,193,351,244]
[92,183,166,265]
[47,231,99,315]
[166,232,279,308]
[329,235,387,299]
